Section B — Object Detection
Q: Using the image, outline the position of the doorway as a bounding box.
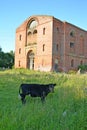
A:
[27,51,34,70]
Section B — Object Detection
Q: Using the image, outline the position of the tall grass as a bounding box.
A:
[0,69,87,130]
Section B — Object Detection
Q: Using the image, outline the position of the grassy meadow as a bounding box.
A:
[0,69,87,130]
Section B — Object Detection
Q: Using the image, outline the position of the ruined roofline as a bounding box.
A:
[63,21,87,32]
[16,15,54,31]
[16,15,87,33]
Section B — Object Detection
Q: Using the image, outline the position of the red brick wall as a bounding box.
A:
[64,22,87,71]
[15,15,87,72]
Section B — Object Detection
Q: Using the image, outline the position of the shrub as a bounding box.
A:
[78,65,87,72]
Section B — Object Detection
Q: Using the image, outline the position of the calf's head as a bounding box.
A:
[49,84,56,92]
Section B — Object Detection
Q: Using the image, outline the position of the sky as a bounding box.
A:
[0,0,87,52]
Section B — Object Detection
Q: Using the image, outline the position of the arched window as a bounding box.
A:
[28,20,38,29]
[70,42,74,48]
[57,27,59,32]
[19,48,21,54]
[70,31,75,37]
[27,19,38,37]
[33,29,37,34]
[43,44,45,51]
[80,60,83,65]
[27,31,32,35]
[19,34,22,41]
[19,61,21,67]
[71,59,74,67]
[43,28,45,35]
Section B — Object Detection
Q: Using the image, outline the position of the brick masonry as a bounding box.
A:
[15,15,87,72]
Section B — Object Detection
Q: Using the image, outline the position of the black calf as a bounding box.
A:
[19,83,56,104]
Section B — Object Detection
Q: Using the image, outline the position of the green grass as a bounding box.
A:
[0,69,87,130]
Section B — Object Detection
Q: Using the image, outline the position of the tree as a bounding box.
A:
[0,51,4,67]
[0,46,2,52]
[0,49,14,69]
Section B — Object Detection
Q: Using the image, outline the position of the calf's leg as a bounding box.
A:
[41,91,46,103]
[20,94,26,104]
[41,96,45,103]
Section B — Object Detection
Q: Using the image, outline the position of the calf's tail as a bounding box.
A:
[19,86,21,95]
[19,85,22,95]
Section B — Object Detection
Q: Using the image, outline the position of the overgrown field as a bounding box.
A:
[0,69,87,130]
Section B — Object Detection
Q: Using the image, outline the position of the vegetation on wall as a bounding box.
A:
[78,64,87,72]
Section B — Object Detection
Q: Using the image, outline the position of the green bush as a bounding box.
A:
[78,64,87,72]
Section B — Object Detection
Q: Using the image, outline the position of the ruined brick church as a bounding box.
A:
[15,15,87,72]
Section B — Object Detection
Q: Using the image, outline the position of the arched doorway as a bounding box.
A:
[27,51,35,70]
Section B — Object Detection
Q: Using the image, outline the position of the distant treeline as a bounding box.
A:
[0,47,14,69]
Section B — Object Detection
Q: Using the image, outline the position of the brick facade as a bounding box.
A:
[15,15,87,72]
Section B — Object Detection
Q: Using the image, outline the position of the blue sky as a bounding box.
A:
[0,0,87,52]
